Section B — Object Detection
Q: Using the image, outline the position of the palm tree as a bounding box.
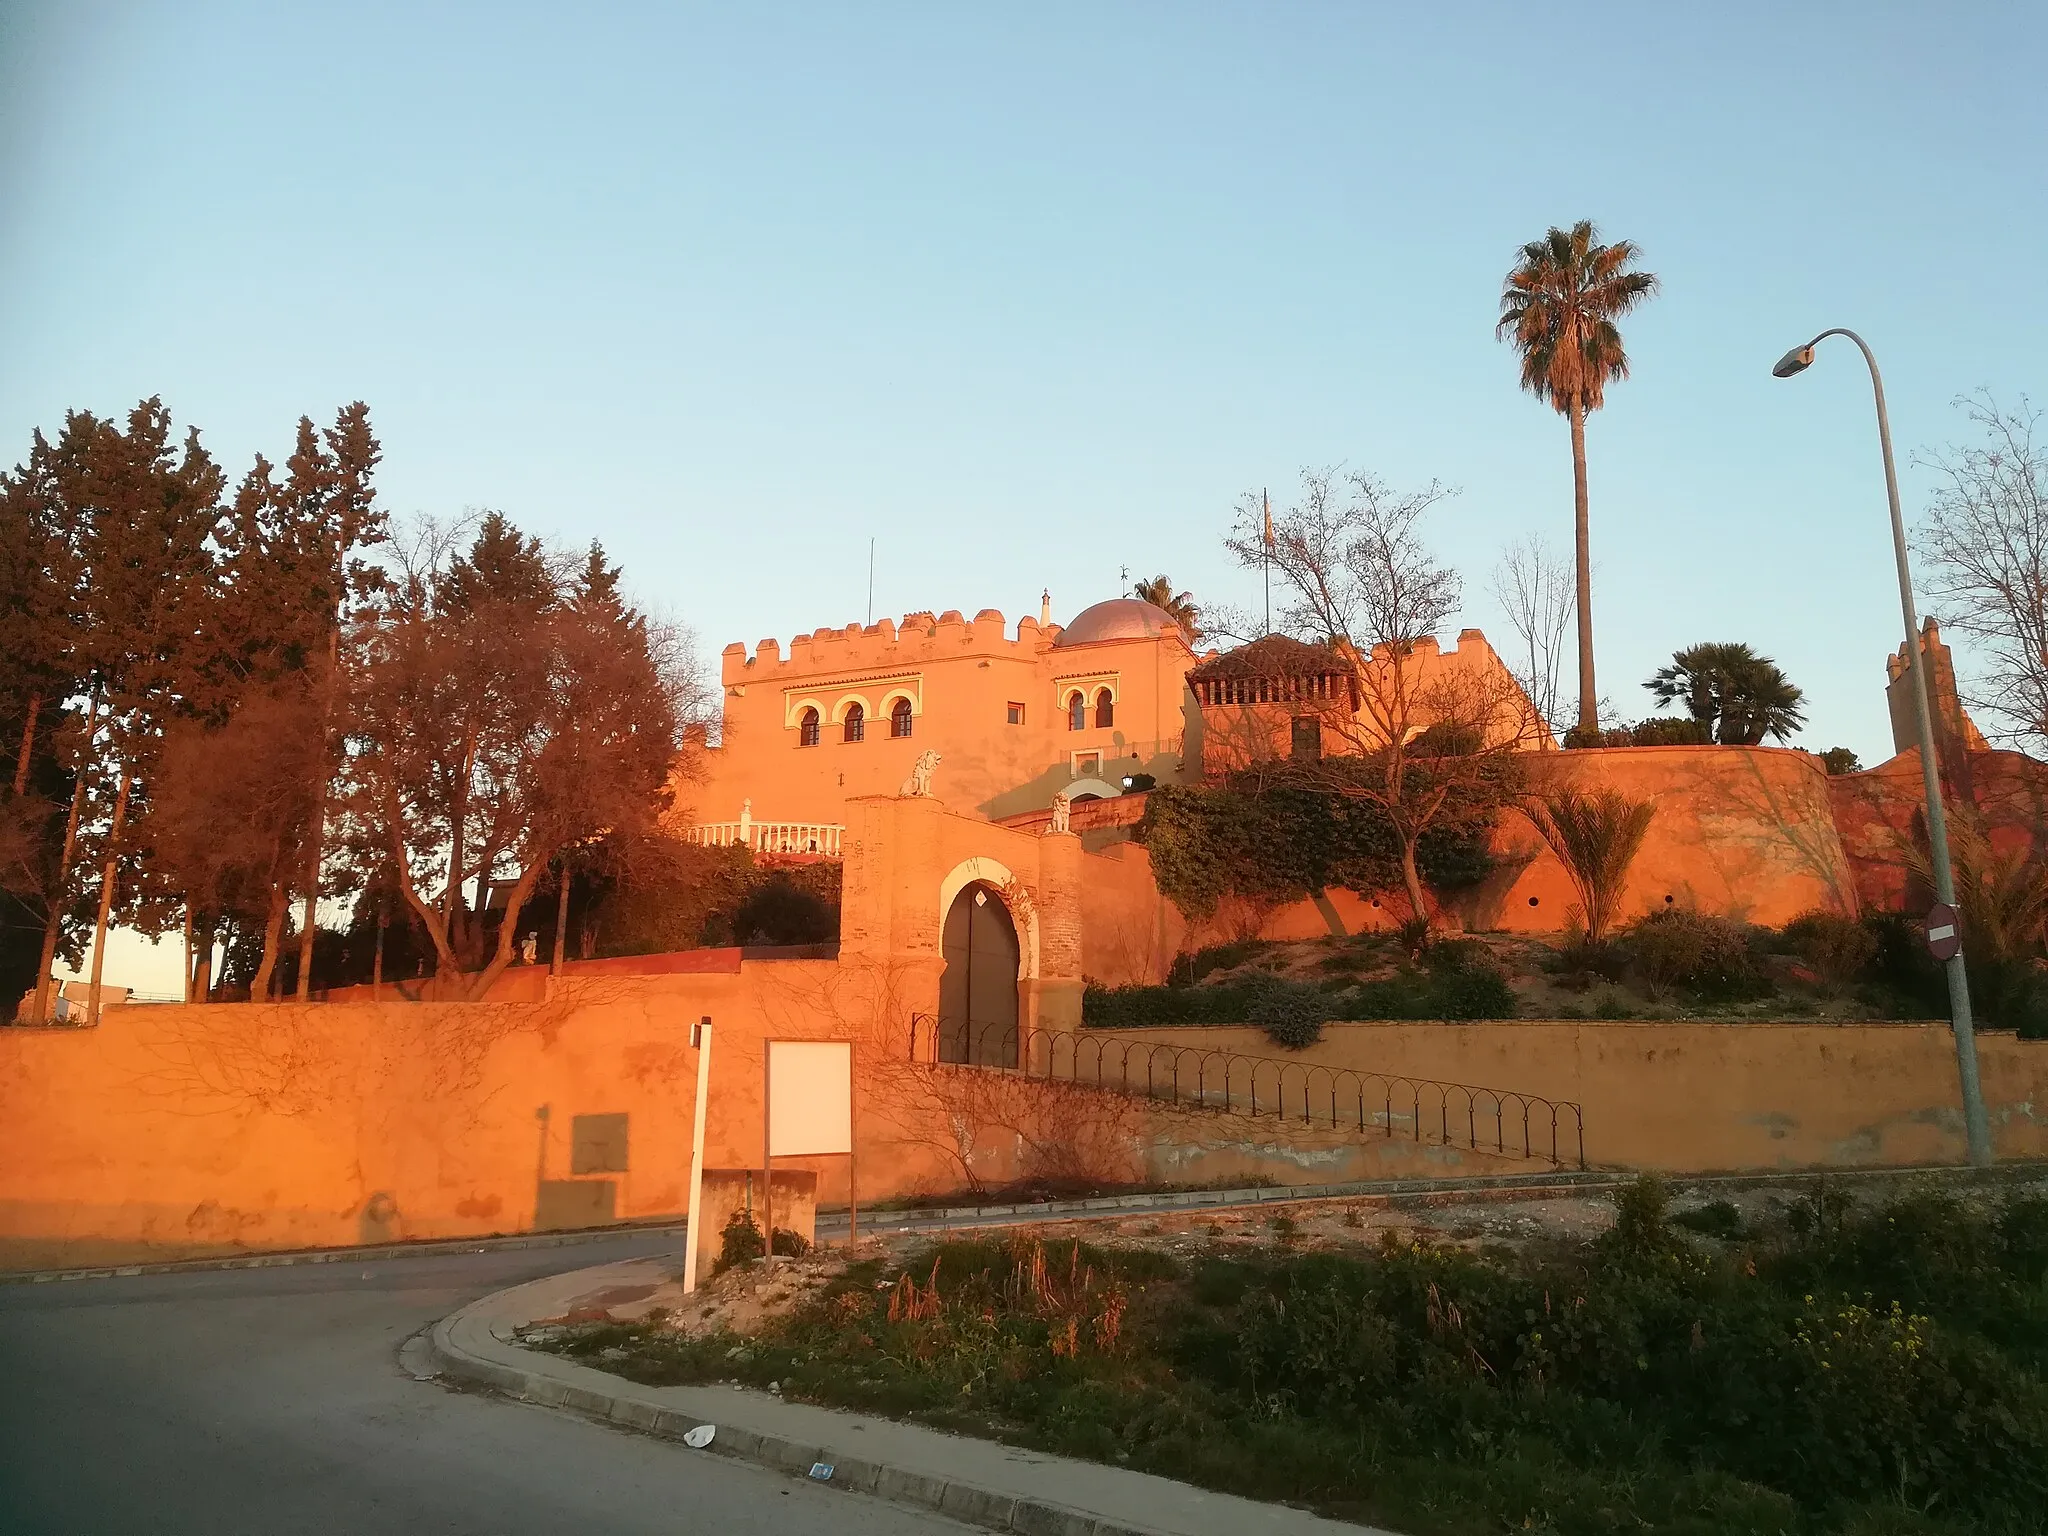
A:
[1497,222,1659,737]
[1131,574,1201,640]
[1522,786,1657,943]
[1646,642,1806,744]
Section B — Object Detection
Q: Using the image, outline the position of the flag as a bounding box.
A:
[1262,489,1274,549]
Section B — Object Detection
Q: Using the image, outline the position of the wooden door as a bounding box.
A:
[938,884,1020,1066]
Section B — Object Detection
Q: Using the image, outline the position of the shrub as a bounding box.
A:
[771,1227,812,1258]
[731,872,838,946]
[1861,911,1949,1016]
[1084,979,1268,1029]
[1166,939,1274,986]
[1672,1199,1745,1239]
[1430,964,1518,1020]
[1780,908,1878,986]
[1249,977,1329,1049]
[716,1207,765,1272]
[1820,746,1862,775]
[1562,724,1635,749]
[1623,908,1768,1001]
[1628,716,1710,746]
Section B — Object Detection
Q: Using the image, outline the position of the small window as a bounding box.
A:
[797,707,820,747]
[1094,688,1114,729]
[1067,692,1086,731]
[1290,716,1322,761]
[843,702,865,743]
[1006,701,1025,726]
[1072,750,1103,777]
[890,697,914,738]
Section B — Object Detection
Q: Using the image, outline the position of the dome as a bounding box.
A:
[1052,598,1179,647]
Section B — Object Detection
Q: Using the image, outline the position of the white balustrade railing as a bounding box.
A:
[686,800,843,857]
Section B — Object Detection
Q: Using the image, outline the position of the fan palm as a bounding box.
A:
[1646,642,1806,744]
[1498,222,1659,736]
[1132,574,1201,640]
[1523,786,1657,942]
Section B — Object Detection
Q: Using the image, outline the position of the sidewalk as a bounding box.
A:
[428,1254,1392,1536]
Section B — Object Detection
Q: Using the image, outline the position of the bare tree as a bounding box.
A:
[1489,535,1574,740]
[1915,392,2048,754]
[1224,468,1531,928]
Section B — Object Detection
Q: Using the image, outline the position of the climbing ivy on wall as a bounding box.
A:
[1137,770,1499,919]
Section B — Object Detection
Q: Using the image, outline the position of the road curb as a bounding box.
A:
[423,1299,1299,1536]
[425,1261,1378,1536]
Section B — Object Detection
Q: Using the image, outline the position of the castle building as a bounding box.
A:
[684,597,1202,845]
[681,595,1540,854]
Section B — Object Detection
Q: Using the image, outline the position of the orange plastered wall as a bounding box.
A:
[0,964,961,1272]
[1479,745,1860,930]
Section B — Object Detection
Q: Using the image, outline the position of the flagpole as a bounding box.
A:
[1262,488,1272,635]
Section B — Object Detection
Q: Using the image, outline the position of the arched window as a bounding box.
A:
[1094,688,1115,729]
[1067,692,1086,731]
[843,702,865,743]
[798,707,820,747]
[890,697,913,738]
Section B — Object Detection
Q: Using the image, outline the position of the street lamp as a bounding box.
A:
[1773,328,1992,1166]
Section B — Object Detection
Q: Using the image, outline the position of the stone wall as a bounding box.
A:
[1102,1020,2048,1172]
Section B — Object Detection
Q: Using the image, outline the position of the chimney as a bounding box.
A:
[1041,589,1052,626]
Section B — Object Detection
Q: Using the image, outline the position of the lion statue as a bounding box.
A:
[899,749,942,798]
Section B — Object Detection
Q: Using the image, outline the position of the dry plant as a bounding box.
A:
[1490,535,1574,741]
[1915,392,2048,755]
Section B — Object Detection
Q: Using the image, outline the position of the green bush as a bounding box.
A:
[1780,907,1878,986]
[1628,716,1711,746]
[715,1207,765,1272]
[550,1181,2048,1536]
[1084,979,1269,1029]
[1430,963,1518,1020]
[1248,978,1329,1049]
[1165,939,1274,986]
[1623,908,1769,1000]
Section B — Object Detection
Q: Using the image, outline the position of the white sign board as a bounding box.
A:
[767,1040,853,1157]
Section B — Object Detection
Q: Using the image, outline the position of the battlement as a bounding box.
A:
[720,608,1067,684]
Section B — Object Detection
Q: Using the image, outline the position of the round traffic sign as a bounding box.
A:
[1924,902,1961,962]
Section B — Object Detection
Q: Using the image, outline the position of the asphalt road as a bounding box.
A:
[0,1235,974,1536]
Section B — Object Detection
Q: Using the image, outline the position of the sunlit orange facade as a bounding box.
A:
[683,598,1203,831]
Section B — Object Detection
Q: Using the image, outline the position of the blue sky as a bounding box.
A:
[5,1,2043,782]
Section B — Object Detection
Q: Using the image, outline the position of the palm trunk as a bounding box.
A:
[86,768,134,1026]
[28,693,103,1024]
[12,691,40,797]
[371,908,385,997]
[1570,399,1596,735]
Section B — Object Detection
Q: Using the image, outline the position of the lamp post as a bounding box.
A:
[1773,329,1992,1166]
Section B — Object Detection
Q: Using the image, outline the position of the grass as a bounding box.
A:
[539,1178,2048,1535]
